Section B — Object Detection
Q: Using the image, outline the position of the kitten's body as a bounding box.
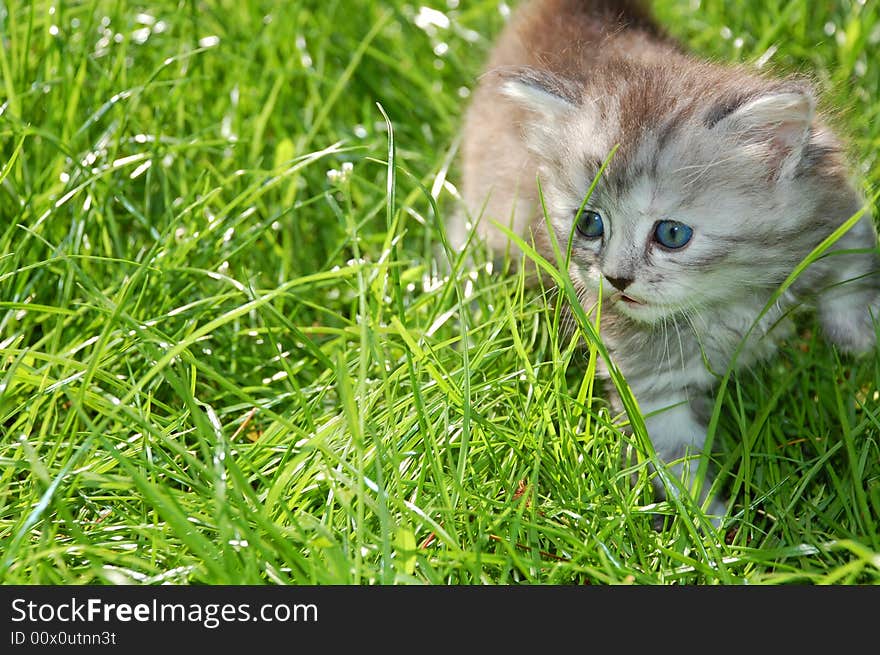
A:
[455,0,880,520]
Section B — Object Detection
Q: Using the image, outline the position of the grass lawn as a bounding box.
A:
[1,0,878,585]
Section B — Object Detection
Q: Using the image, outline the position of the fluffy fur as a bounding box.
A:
[454,0,880,522]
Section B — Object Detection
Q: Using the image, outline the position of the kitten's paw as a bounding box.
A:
[819,292,880,355]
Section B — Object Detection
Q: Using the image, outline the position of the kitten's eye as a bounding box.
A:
[576,210,604,239]
[653,220,693,249]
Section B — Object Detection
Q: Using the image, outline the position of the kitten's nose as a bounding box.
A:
[605,276,634,292]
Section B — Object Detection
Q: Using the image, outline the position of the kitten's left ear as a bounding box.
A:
[495,66,580,119]
[709,85,815,176]
[493,67,580,155]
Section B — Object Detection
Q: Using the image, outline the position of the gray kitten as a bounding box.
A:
[453,0,880,523]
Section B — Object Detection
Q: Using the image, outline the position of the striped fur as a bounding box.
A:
[454,0,880,522]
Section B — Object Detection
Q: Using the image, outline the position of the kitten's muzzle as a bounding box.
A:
[605,275,634,292]
[603,276,645,306]
[611,292,646,306]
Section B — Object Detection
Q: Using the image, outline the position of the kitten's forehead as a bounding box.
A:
[586,69,783,177]
[606,139,772,232]
[593,104,778,216]
[553,69,812,226]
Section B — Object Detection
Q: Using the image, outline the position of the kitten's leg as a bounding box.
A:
[815,213,880,354]
[639,394,727,526]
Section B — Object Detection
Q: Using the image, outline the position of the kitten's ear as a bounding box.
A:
[709,86,815,176]
[496,67,580,118]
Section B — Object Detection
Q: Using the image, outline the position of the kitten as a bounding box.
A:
[454,0,880,523]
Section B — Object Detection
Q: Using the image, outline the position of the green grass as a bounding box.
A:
[1,0,878,585]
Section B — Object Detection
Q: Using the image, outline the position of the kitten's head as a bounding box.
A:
[497,63,860,324]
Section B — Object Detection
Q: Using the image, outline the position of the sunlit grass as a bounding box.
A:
[0,0,878,584]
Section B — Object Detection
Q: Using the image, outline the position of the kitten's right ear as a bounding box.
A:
[495,67,580,118]
[707,85,815,177]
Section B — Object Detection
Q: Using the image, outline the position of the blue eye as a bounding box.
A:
[653,220,693,249]
[576,210,604,239]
